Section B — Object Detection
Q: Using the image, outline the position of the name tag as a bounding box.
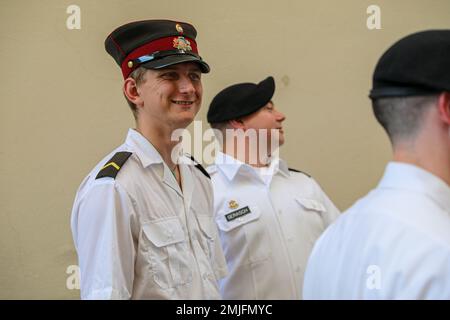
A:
[225,206,251,222]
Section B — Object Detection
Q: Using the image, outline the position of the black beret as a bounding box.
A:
[370,30,450,99]
[207,76,275,123]
[105,19,210,79]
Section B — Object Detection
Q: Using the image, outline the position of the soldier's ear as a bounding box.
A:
[437,92,450,125]
[123,78,143,107]
[229,119,245,129]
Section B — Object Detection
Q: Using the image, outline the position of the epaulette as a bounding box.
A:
[188,155,211,179]
[289,167,311,178]
[96,151,133,180]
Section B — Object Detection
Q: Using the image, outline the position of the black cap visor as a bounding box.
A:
[140,52,210,73]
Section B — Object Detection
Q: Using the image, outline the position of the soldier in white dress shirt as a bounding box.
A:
[71,20,227,299]
[206,76,340,299]
[303,30,450,299]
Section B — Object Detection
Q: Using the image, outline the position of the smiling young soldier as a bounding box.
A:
[206,77,340,299]
[71,20,227,299]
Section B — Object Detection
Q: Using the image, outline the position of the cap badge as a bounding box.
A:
[173,36,192,51]
[175,23,184,34]
[228,200,239,209]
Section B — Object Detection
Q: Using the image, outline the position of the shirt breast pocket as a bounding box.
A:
[195,213,215,257]
[216,205,271,265]
[141,217,192,289]
[295,197,326,241]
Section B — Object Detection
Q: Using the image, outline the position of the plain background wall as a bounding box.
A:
[1,0,449,299]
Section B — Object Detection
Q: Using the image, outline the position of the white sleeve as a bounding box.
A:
[71,181,136,300]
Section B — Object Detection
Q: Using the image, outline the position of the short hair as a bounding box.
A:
[209,121,229,145]
[123,67,148,119]
[372,95,438,144]
[209,121,229,132]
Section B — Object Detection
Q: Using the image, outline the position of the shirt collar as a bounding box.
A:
[276,158,290,177]
[125,128,196,169]
[214,151,291,181]
[378,161,450,211]
[214,152,244,181]
[125,128,164,168]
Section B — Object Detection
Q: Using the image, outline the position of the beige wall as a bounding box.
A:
[0,0,448,299]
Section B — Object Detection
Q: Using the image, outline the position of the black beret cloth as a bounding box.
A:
[207,76,275,123]
[104,19,210,79]
[370,30,450,99]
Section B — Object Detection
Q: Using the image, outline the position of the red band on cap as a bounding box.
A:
[121,36,198,79]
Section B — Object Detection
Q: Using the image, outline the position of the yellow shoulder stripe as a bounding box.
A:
[101,162,120,171]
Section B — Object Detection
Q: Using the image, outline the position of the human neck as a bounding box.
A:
[393,135,450,186]
[136,122,182,169]
[223,140,270,168]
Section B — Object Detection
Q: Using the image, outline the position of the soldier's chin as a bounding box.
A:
[176,114,196,128]
[279,132,285,146]
[269,132,284,148]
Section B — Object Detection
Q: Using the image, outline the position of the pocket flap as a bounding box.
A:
[196,215,215,240]
[295,198,326,212]
[216,205,261,232]
[142,217,185,247]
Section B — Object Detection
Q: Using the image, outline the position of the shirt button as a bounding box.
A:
[165,229,174,240]
[278,210,282,215]
[295,266,301,273]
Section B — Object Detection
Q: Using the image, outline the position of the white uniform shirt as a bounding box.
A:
[207,152,340,299]
[71,129,227,299]
[303,162,450,299]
